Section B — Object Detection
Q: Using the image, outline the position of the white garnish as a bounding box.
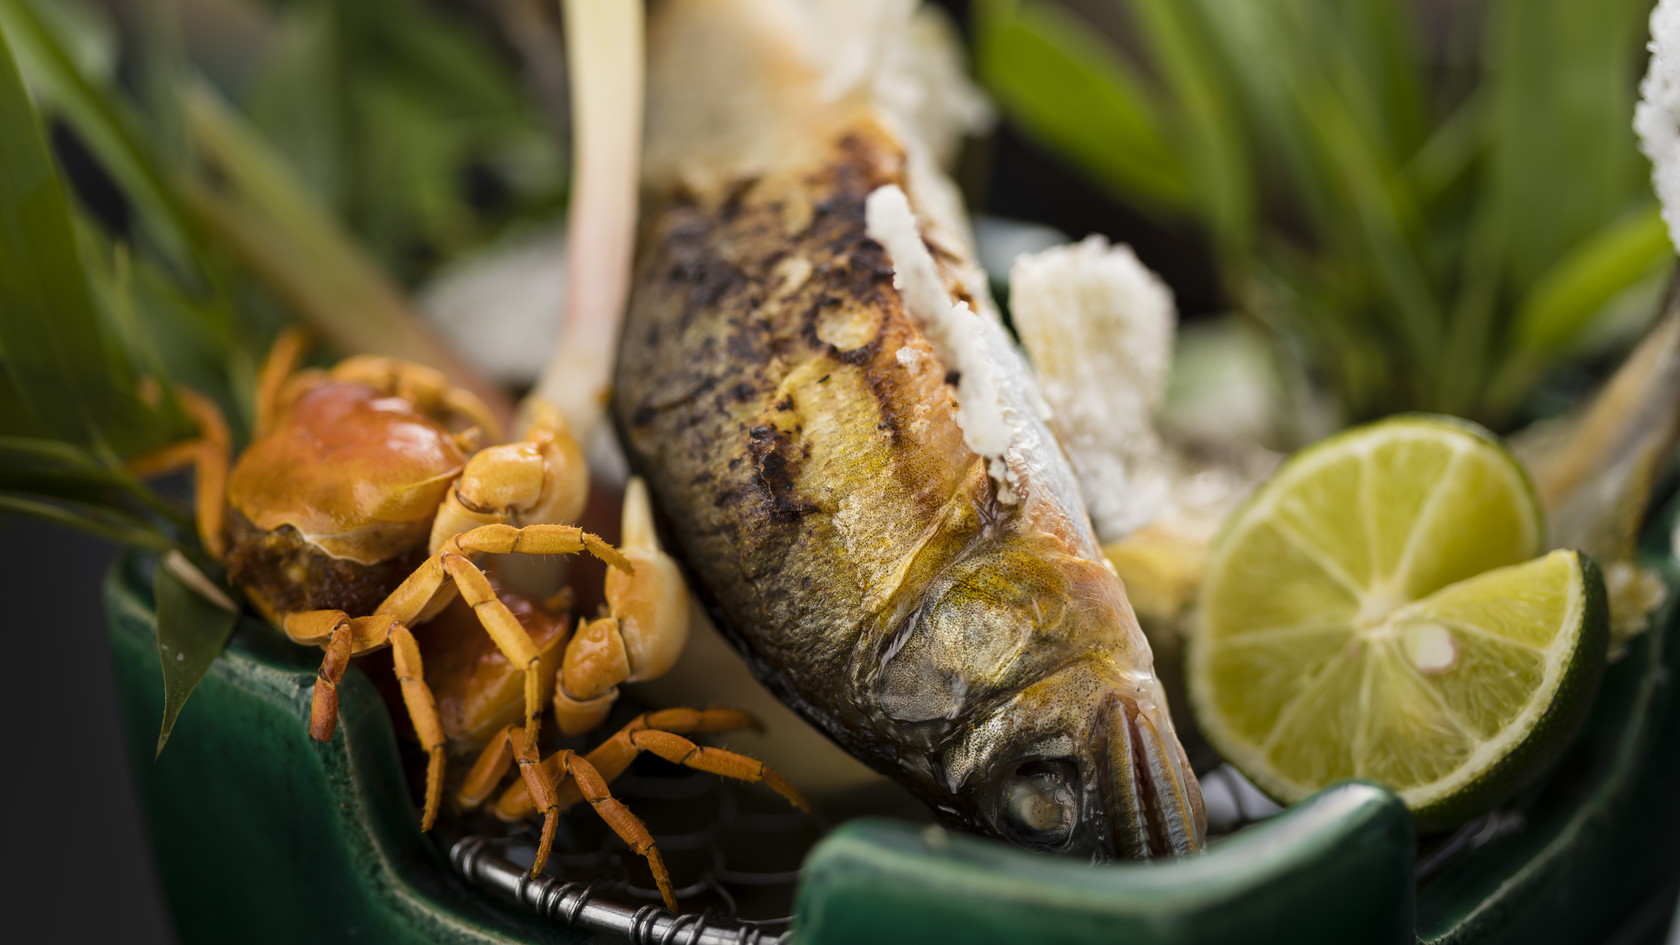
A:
[1636,0,1680,253]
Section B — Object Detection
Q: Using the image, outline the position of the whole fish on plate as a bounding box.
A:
[612,0,1204,857]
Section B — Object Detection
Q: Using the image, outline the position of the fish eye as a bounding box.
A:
[1002,759,1079,845]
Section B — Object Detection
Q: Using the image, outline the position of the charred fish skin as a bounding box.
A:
[613,110,1205,858]
[617,122,959,750]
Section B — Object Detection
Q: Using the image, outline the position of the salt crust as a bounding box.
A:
[1009,237,1177,540]
[1636,0,1680,253]
[865,185,1014,470]
[864,183,1097,530]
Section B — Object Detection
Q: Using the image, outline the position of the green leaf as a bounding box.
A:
[0,16,150,451]
[1475,0,1651,290]
[0,0,201,277]
[153,552,238,757]
[0,493,173,549]
[1514,205,1672,354]
[1124,0,1255,258]
[973,0,1191,214]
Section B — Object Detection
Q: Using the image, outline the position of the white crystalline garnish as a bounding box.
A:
[801,0,993,168]
[865,184,1099,542]
[1010,237,1177,540]
[1636,0,1680,253]
[866,185,1012,461]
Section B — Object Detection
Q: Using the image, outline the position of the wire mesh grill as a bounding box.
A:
[440,722,829,944]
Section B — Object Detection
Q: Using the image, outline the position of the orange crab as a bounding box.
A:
[135,332,805,909]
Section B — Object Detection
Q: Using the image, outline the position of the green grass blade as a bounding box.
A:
[1475,0,1651,290]
[244,0,346,212]
[182,78,513,426]
[1317,0,1428,163]
[1514,205,1671,354]
[0,494,173,549]
[1124,0,1256,259]
[973,0,1191,214]
[1182,0,1341,261]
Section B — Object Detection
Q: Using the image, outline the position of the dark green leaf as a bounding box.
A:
[0,0,201,277]
[973,0,1191,214]
[153,553,237,757]
[0,16,150,450]
[0,493,173,549]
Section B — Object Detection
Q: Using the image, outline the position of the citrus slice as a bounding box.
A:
[1188,416,1609,829]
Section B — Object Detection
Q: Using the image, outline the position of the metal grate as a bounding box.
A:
[442,739,827,945]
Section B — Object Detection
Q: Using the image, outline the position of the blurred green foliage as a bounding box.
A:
[244,0,564,278]
[975,0,1671,432]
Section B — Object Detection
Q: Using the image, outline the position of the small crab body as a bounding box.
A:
[136,335,805,910]
[225,378,470,620]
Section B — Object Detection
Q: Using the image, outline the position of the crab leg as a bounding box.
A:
[457,724,564,876]
[331,355,504,443]
[389,623,446,829]
[492,708,806,816]
[553,479,690,734]
[279,610,446,828]
[253,327,311,437]
[374,524,628,747]
[127,387,231,558]
[578,728,808,813]
[557,749,676,912]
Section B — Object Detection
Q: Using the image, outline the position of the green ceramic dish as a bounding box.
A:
[108,496,1680,945]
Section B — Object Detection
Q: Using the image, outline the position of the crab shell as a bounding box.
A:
[225,381,468,622]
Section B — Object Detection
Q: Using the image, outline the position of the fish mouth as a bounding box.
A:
[1099,695,1206,859]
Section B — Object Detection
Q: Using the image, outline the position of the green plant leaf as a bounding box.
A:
[1514,205,1672,354]
[1475,0,1651,291]
[1124,0,1255,258]
[0,493,173,549]
[0,15,155,452]
[153,552,238,757]
[973,0,1191,214]
[0,0,201,277]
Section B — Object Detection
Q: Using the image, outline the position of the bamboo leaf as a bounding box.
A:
[1515,205,1671,354]
[1124,0,1256,258]
[153,551,238,757]
[1475,0,1652,289]
[0,17,149,450]
[973,0,1192,214]
[0,494,173,549]
[0,0,200,276]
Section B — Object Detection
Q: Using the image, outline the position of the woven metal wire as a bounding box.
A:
[440,717,827,945]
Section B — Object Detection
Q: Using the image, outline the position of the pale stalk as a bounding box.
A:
[525,0,643,447]
[180,80,515,430]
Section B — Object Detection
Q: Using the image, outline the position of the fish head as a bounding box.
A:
[956,659,1206,859]
[895,544,1207,859]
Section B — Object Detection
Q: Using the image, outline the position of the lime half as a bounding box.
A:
[1188,416,1609,829]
